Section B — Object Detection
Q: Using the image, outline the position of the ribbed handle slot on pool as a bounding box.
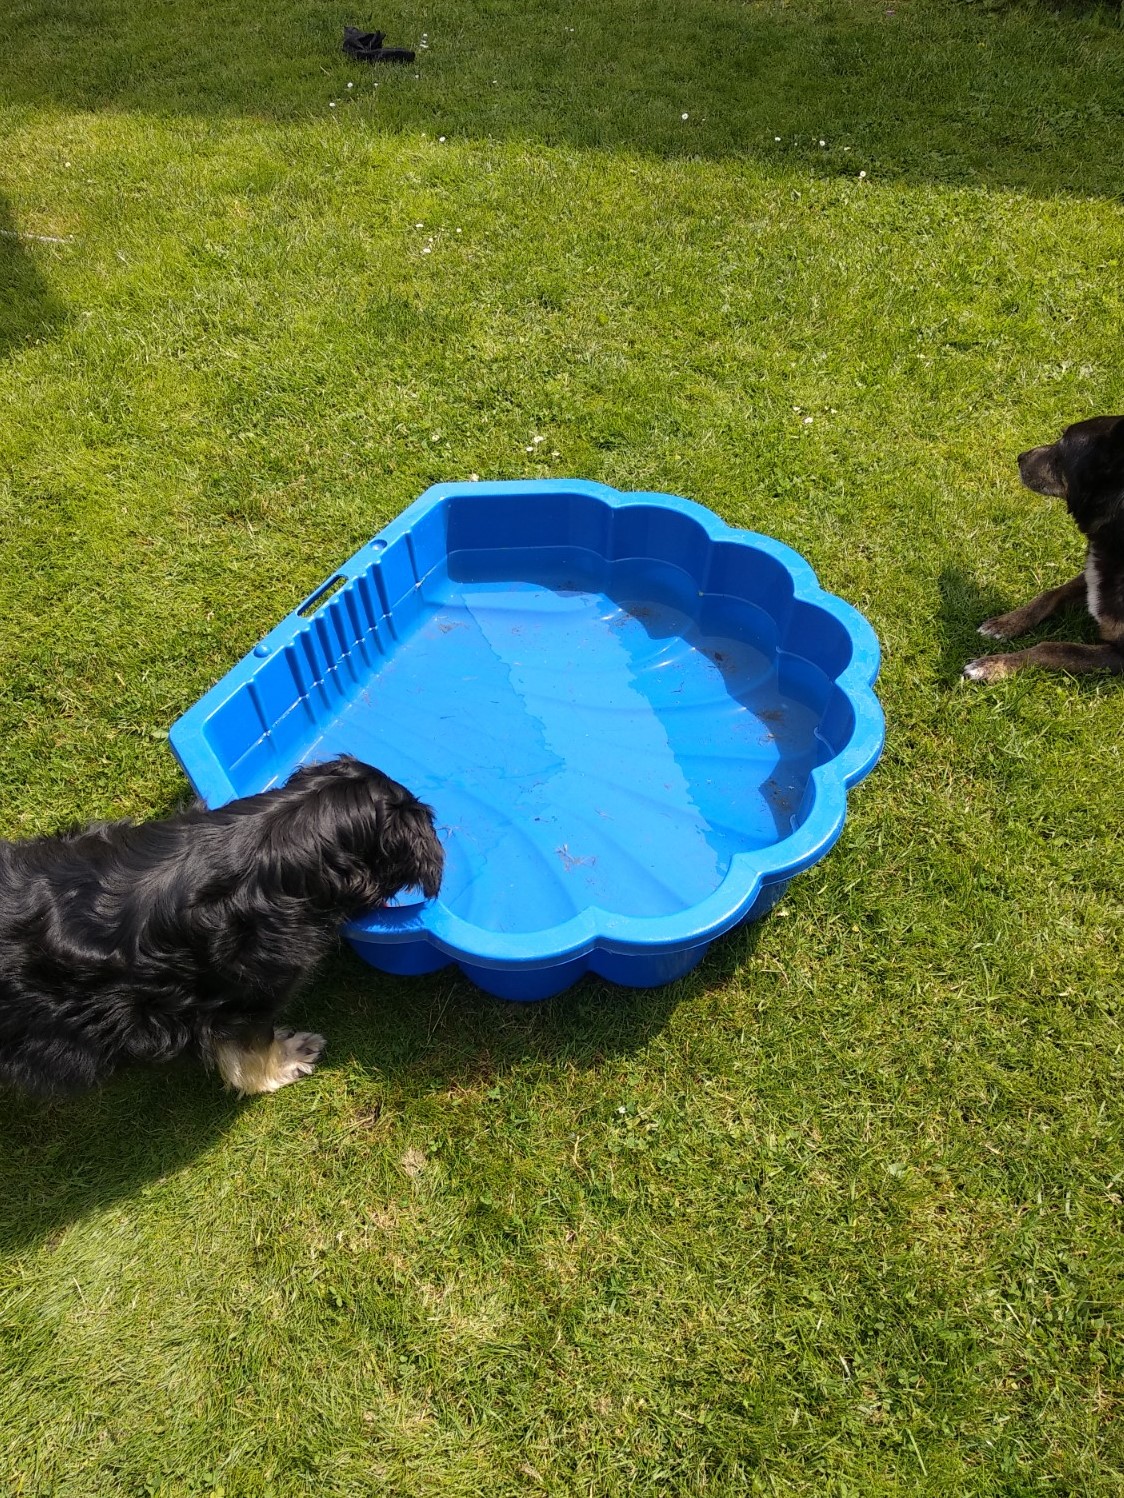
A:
[297,575,347,618]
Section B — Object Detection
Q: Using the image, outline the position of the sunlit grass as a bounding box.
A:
[1,0,1123,1491]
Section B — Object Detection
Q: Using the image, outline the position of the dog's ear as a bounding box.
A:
[268,759,444,912]
[371,794,445,903]
[1095,416,1124,511]
[1058,415,1124,533]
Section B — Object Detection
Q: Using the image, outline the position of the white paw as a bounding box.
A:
[260,1029,326,1092]
[962,656,1010,683]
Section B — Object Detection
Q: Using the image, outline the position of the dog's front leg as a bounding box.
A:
[209,1025,326,1096]
[963,640,1124,683]
[976,571,1087,641]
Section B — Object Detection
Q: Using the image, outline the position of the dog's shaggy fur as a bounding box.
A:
[965,414,1124,682]
[0,756,443,1096]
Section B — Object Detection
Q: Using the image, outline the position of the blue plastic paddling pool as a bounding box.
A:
[169,480,884,999]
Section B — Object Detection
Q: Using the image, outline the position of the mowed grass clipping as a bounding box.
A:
[1,0,1123,1492]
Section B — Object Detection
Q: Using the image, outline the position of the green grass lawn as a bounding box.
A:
[2,0,1124,1491]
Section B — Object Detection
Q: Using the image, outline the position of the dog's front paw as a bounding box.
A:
[213,1028,327,1095]
[962,654,1014,683]
[262,1029,326,1092]
[978,612,1025,640]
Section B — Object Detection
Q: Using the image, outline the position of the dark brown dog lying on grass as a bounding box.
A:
[964,415,1124,683]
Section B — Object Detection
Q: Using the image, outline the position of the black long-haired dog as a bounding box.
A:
[0,756,443,1097]
[965,414,1124,682]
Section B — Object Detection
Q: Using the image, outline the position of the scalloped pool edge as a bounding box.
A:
[169,479,885,1001]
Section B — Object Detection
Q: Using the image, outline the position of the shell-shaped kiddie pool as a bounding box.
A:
[169,480,884,1000]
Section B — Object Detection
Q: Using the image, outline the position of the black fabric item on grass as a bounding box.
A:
[343,26,416,63]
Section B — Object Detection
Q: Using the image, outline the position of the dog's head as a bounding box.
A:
[258,756,444,914]
[1017,415,1124,536]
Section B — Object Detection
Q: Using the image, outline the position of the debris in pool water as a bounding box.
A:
[557,844,595,871]
[764,778,795,814]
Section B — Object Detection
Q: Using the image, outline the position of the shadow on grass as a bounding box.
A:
[1,0,1123,197]
[0,919,763,1251]
[0,1066,243,1254]
[0,198,65,360]
[314,918,767,1094]
[936,565,1012,685]
[937,563,1108,687]
[0,790,248,1256]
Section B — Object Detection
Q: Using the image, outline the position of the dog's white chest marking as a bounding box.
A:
[1084,550,1103,624]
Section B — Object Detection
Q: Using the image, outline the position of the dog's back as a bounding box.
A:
[0,756,443,1094]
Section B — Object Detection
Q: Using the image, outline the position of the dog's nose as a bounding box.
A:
[1017,450,1031,466]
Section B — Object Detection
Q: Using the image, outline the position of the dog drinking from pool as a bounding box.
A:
[0,755,443,1096]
